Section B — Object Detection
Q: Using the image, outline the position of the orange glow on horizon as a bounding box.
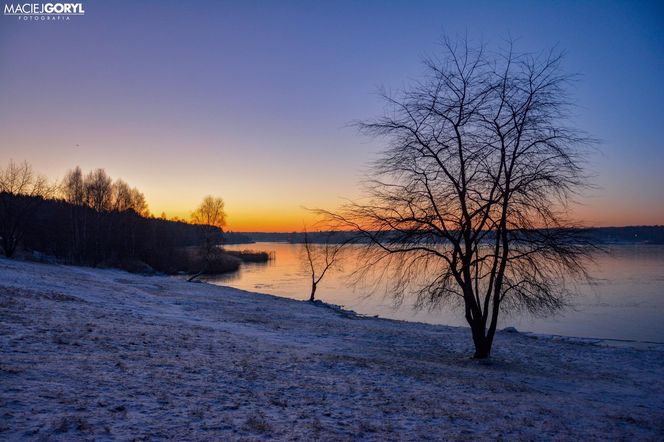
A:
[5,160,660,233]
[154,203,663,233]
[155,205,325,233]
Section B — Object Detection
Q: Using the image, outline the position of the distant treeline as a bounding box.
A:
[227,226,664,245]
[582,226,664,244]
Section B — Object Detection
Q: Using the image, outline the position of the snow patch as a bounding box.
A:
[1,258,663,440]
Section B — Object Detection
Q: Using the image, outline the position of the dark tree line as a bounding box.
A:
[0,162,223,273]
[6,193,221,273]
[58,166,149,266]
[0,161,54,257]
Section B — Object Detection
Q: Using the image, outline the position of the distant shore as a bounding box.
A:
[224,225,664,245]
[1,258,662,439]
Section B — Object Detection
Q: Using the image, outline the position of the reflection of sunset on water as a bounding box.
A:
[208,243,664,343]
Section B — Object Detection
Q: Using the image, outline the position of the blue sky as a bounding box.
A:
[1,0,662,229]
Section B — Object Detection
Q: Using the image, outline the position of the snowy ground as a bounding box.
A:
[1,259,663,440]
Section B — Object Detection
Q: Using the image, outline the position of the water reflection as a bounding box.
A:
[203,243,664,342]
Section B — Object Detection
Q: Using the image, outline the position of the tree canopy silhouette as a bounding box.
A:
[188,196,227,281]
[322,37,596,358]
[0,160,54,257]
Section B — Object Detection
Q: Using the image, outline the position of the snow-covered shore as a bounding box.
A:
[1,259,663,440]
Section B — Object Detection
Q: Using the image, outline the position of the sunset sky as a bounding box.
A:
[1,0,662,231]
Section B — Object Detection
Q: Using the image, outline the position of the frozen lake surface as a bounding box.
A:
[208,243,664,343]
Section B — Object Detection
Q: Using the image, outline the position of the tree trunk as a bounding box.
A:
[470,323,494,359]
[2,237,15,258]
[309,282,317,302]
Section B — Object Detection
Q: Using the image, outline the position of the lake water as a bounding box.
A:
[205,243,664,343]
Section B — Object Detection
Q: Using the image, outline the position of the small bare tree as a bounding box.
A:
[189,195,227,281]
[0,160,54,257]
[322,37,596,358]
[302,229,347,302]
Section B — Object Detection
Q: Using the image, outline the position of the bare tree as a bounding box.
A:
[112,179,150,216]
[322,37,596,358]
[189,195,227,281]
[302,229,347,302]
[112,179,133,212]
[129,187,150,217]
[62,166,87,261]
[63,166,85,206]
[84,168,113,212]
[0,160,54,257]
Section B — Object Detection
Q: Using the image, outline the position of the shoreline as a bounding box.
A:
[1,258,663,439]
[6,255,664,350]
[219,241,664,345]
[142,264,664,349]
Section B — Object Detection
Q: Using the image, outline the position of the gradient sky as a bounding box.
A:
[1,0,662,231]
